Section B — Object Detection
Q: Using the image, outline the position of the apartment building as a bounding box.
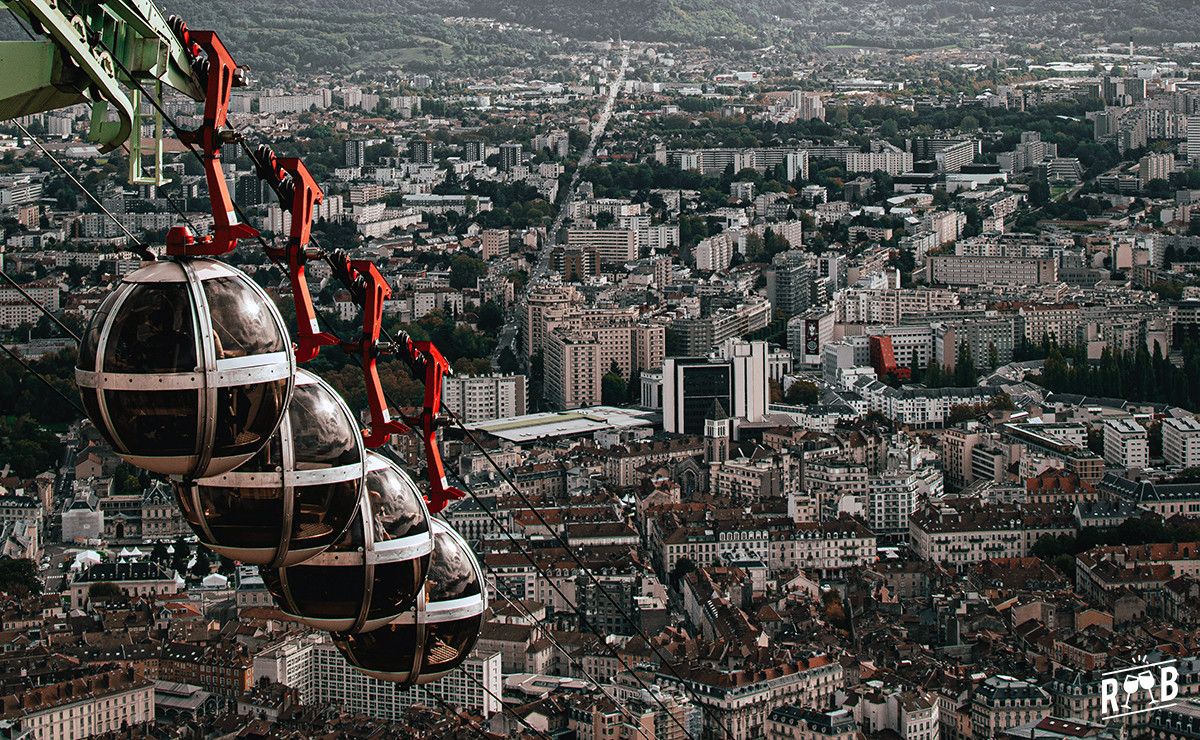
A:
[768,518,877,578]
[909,499,1075,571]
[845,151,913,175]
[255,633,503,719]
[442,374,527,422]
[1103,417,1149,469]
[927,255,1058,286]
[0,668,154,740]
[544,330,602,409]
[480,228,510,260]
[567,228,639,268]
[655,655,843,740]
[1164,416,1200,468]
[970,676,1052,738]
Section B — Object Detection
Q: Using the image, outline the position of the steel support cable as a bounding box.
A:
[458,668,554,740]
[479,551,653,740]
[13,121,154,261]
[0,269,81,343]
[448,408,736,739]
[447,474,693,740]
[0,342,85,416]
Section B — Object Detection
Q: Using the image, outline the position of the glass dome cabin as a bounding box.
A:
[171,369,364,566]
[259,451,434,633]
[331,519,487,684]
[77,258,293,478]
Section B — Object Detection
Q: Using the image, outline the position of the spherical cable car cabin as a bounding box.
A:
[171,368,363,566]
[332,518,487,684]
[77,259,293,479]
[260,451,433,632]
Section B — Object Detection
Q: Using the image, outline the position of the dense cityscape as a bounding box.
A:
[3,2,1200,738]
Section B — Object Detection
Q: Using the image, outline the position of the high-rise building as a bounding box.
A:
[764,250,811,318]
[788,308,835,367]
[443,374,527,422]
[1103,417,1149,469]
[544,330,602,409]
[343,138,366,168]
[1139,152,1176,188]
[481,228,509,260]
[523,284,582,356]
[1163,416,1200,468]
[408,139,434,165]
[787,90,826,122]
[254,633,502,719]
[661,340,768,435]
[464,139,487,162]
[499,142,523,171]
[1187,116,1200,164]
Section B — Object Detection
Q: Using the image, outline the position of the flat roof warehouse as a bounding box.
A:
[463,407,659,444]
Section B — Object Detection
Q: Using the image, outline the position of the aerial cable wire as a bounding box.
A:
[0,342,86,417]
[458,668,555,740]
[13,122,155,261]
[448,407,737,739]
[0,269,81,343]
[449,474,696,740]
[480,552,655,740]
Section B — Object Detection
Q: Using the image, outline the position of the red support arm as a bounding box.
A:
[164,23,258,257]
[346,259,464,513]
[253,146,341,363]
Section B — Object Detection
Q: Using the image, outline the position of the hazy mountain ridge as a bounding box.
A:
[155,0,1195,74]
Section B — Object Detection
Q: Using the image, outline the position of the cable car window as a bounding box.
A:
[366,559,425,622]
[104,390,198,455]
[171,482,204,530]
[202,277,287,359]
[322,506,365,552]
[421,616,482,671]
[211,381,289,461]
[289,385,359,468]
[195,484,285,548]
[294,481,358,548]
[336,624,419,672]
[426,530,482,602]
[365,466,428,542]
[284,564,366,619]
[79,390,116,450]
[103,283,196,373]
[78,283,130,371]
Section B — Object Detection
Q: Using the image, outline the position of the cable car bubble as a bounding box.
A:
[331,518,487,685]
[259,451,434,632]
[171,368,363,566]
[77,258,293,479]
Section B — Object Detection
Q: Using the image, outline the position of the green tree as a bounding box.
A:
[0,558,41,596]
[477,300,503,332]
[1029,179,1051,206]
[448,254,487,290]
[955,342,977,386]
[784,380,819,405]
[601,362,627,406]
[190,550,211,579]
